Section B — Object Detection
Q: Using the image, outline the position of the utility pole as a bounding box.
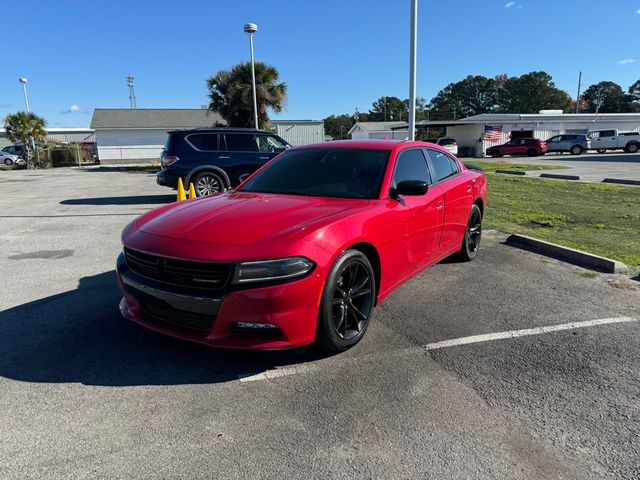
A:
[126,75,137,109]
[407,0,418,140]
[244,23,259,130]
[575,71,582,114]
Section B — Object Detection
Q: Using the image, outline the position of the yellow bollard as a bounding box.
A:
[189,182,197,199]
[176,178,187,202]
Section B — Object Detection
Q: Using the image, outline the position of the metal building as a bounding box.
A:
[270,120,325,146]
[0,127,94,149]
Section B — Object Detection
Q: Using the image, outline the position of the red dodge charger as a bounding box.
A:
[117,140,487,351]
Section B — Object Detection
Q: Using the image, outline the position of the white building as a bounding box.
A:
[90,109,225,164]
[270,120,325,146]
[415,112,640,157]
[349,121,408,140]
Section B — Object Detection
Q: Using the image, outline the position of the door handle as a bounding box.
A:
[218,156,230,159]
[259,156,270,160]
[436,201,444,210]
[466,186,472,194]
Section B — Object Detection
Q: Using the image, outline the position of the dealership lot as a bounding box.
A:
[1,169,639,479]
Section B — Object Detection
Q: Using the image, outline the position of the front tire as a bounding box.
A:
[491,150,501,158]
[457,204,482,262]
[527,148,538,157]
[3,158,13,165]
[570,145,584,155]
[596,148,606,154]
[193,171,225,197]
[316,250,375,352]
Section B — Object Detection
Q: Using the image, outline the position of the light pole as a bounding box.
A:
[19,77,30,112]
[244,23,259,130]
[407,0,418,141]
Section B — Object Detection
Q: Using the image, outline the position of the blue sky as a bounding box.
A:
[2,0,639,127]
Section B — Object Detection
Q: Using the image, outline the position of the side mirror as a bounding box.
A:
[239,173,251,183]
[390,180,429,198]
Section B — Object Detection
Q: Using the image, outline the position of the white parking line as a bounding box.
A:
[238,317,638,383]
[423,317,638,351]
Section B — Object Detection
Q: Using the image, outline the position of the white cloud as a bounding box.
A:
[61,104,89,114]
[505,1,516,7]
[617,58,636,65]
[636,8,640,14]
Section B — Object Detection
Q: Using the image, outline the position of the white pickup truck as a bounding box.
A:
[586,129,640,153]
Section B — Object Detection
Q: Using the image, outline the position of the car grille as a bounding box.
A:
[124,248,231,290]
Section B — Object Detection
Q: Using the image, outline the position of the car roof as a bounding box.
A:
[294,139,453,154]
[167,128,273,134]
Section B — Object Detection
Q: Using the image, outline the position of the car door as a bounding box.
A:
[221,133,262,186]
[425,148,473,251]
[546,135,561,152]
[384,148,444,284]
[597,130,618,149]
[256,133,288,166]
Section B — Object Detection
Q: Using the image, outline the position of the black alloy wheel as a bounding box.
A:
[458,204,482,261]
[193,171,224,197]
[570,145,583,155]
[626,143,639,153]
[317,250,375,351]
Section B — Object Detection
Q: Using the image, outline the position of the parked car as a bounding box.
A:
[156,128,291,196]
[2,144,26,159]
[426,137,458,155]
[0,151,21,165]
[486,138,547,157]
[586,129,640,154]
[117,140,487,351]
[545,134,590,155]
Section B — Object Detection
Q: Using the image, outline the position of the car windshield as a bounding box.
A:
[239,147,390,199]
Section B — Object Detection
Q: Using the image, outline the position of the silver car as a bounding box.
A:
[0,151,21,165]
[545,134,590,155]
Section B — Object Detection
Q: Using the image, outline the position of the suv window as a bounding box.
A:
[225,133,259,152]
[426,149,455,182]
[257,135,287,153]
[393,149,431,186]
[186,133,218,151]
[438,138,456,146]
[547,136,560,142]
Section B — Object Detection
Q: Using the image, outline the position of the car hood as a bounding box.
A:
[137,191,369,245]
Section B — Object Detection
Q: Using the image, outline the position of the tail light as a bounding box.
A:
[161,153,180,167]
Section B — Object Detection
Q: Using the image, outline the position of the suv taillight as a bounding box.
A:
[162,155,179,166]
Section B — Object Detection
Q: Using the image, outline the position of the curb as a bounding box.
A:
[602,178,640,186]
[505,234,629,274]
[496,170,526,175]
[540,173,581,180]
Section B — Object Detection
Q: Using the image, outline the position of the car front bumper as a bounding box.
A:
[116,253,323,350]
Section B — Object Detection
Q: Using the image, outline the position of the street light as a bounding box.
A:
[407,0,418,141]
[19,77,30,112]
[244,22,259,130]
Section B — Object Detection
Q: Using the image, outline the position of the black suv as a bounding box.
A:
[157,128,291,196]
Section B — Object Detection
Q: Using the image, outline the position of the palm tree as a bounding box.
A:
[207,62,287,128]
[4,112,47,168]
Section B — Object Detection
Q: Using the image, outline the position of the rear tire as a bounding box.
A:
[193,171,225,197]
[527,148,538,157]
[457,204,482,262]
[316,250,375,352]
[570,145,584,155]
[491,150,501,158]
[625,143,639,154]
[596,148,606,154]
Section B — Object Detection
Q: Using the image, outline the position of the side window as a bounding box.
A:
[185,133,218,151]
[600,130,616,137]
[548,136,559,142]
[225,133,259,152]
[448,155,460,174]
[257,135,288,153]
[426,149,455,182]
[392,149,431,187]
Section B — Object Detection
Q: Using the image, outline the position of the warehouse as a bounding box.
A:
[413,112,640,157]
[270,120,325,145]
[90,109,226,165]
[0,127,94,149]
[349,121,408,140]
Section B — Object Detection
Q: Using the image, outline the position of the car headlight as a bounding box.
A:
[232,257,315,285]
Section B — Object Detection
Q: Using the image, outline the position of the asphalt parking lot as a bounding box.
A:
[1,168,639,479]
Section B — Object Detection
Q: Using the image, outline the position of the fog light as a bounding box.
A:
[236,322,277,329]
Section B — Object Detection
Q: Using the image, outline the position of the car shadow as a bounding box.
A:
[543,153,640,163]
[60,195,176,206]
[0,271,331,386]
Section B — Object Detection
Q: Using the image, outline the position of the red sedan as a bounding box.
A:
[117,140,487,351]
[486,138,547,157]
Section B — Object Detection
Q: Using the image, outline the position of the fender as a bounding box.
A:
[185,166,231,189]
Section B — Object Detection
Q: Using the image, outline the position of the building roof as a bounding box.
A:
[348,121,407,134]
[90,108,226,129]
[410,112,640,128]
[270,119,323,124]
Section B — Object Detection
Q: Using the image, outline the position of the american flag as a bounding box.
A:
[483,125,503,141]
